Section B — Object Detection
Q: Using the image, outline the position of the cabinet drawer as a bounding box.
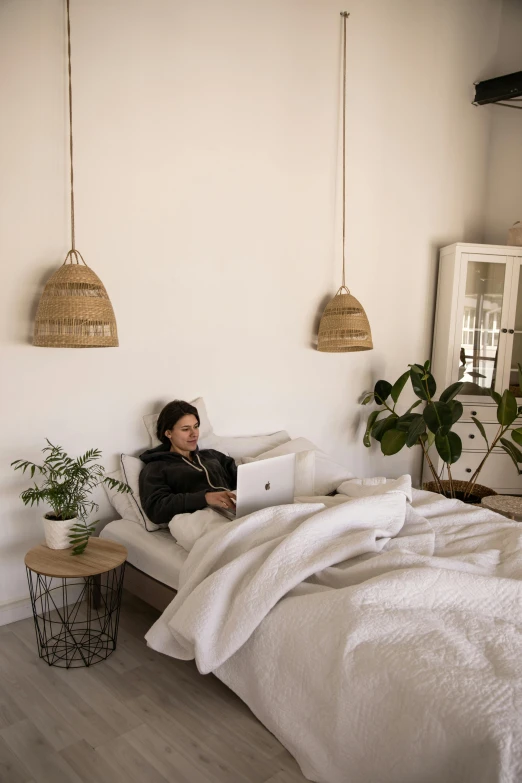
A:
[450,452,522,490]
[460,405,498,422]
[453,421,501,448]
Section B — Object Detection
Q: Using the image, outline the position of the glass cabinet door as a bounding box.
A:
[458,259,506,396]
[506,260,522,398]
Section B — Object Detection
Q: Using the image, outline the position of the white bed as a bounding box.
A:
[100,518,187,590]
[100,403,522,783]
[99,486,522,782]
[141,484,522,783]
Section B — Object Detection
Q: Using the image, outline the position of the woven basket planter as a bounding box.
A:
[34,254,118,348]
[423,480,497,506]
[317,287,373,353]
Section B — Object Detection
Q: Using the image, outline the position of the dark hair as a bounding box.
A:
[156,400,200,446]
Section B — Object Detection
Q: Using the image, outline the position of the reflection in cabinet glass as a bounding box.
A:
[459,262,504,395]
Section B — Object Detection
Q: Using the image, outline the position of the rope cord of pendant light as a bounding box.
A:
[341,11,349,292]
[65,0,84,264]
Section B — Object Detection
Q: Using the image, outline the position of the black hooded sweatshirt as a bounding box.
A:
[139,444,237,527]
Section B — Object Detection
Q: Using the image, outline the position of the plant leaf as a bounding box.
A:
[439,382,464,404]
[423,402,453,434]
[363,411,381,447]
[381,429,407,456]
[448,400,463,424]
[499,439,522,473]
[489,388,502,406]
[435,431,462,465]
[371,414,398,442]
[409,368,436,401]
[361,393,374,406]
[390,371,410,404]
[103,477,131,494]
[404,400,423,414]
[498,389,518,427]
[409,364,424,375]
[395,413,418,432]
[405,415,426,447]
[472,417,489,448]
[374,380,392,405]
[500,437,522,463]
[500,443,521,473]
[511,427,522,448]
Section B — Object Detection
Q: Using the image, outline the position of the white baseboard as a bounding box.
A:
[0,595,34,626]
[0,584,85,628]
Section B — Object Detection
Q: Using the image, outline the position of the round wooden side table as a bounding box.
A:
[25,538,127,668]
[481,495,522,521]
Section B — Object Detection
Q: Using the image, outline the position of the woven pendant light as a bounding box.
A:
[34,0,118,348]
[317,13,372,353]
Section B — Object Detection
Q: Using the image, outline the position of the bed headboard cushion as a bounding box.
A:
[215,431,291,460]
[242,437,354,495]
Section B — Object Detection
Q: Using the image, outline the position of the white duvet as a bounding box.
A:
[145,479,522,783]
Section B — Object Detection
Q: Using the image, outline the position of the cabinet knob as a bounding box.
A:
[466,468,472,473]
[502,328,508,333]
[471,410,477,416]
[469,434,475,439]
[509,329,515,334]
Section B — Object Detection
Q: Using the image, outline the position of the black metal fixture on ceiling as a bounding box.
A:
[473,71,522,110]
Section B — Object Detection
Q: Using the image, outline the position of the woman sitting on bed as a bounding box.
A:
[139,400,237,526]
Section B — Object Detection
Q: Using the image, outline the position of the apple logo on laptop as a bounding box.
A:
[265,481,271,491]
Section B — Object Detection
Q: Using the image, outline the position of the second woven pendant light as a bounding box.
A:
[317,12,372,353]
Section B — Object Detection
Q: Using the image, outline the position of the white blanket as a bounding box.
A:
[146,483,522,783]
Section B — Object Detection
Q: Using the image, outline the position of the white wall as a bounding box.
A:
[0,0,503,616]
[483,0,522,244]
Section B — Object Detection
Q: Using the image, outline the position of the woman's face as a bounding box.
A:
[165,414,200,454]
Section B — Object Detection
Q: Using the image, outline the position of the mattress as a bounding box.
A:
[100,518,187,590]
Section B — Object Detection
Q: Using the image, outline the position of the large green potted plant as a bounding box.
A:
[361,361,522,503]
[12,441,130,554]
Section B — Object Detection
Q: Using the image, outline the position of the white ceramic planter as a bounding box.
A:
[43,515,77,550]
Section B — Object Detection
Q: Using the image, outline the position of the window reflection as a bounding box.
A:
[459,262,504,395]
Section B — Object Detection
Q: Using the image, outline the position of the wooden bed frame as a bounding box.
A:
[123,562,176,612]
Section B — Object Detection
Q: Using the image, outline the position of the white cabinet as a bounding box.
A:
[429,242,522,494]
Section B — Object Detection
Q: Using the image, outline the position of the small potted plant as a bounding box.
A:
[12,441,130,554]
[361,361,522,504]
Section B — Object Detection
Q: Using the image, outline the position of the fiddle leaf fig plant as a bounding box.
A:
[362,361,522,501]
[12,441,131,555]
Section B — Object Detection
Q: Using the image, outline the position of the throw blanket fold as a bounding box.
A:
[146,484,522,783]
[147,491,412,671]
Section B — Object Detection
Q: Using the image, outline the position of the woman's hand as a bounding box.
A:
[205,490,236,509]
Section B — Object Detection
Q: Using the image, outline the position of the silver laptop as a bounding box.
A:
[213,453,296,520]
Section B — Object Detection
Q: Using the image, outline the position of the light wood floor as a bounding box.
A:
[0,591,309,783]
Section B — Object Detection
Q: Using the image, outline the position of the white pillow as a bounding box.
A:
[246,437,354,495]
[219,431,291,460]
[120,454,166,532]
[243,450,316,497]
[143,397,215,449]
[338,475,412,503]
[103,468,136,522]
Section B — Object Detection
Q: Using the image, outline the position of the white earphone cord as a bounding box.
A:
[181,454,230,493]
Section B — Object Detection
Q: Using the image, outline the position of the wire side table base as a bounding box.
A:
[26,563,126,668]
